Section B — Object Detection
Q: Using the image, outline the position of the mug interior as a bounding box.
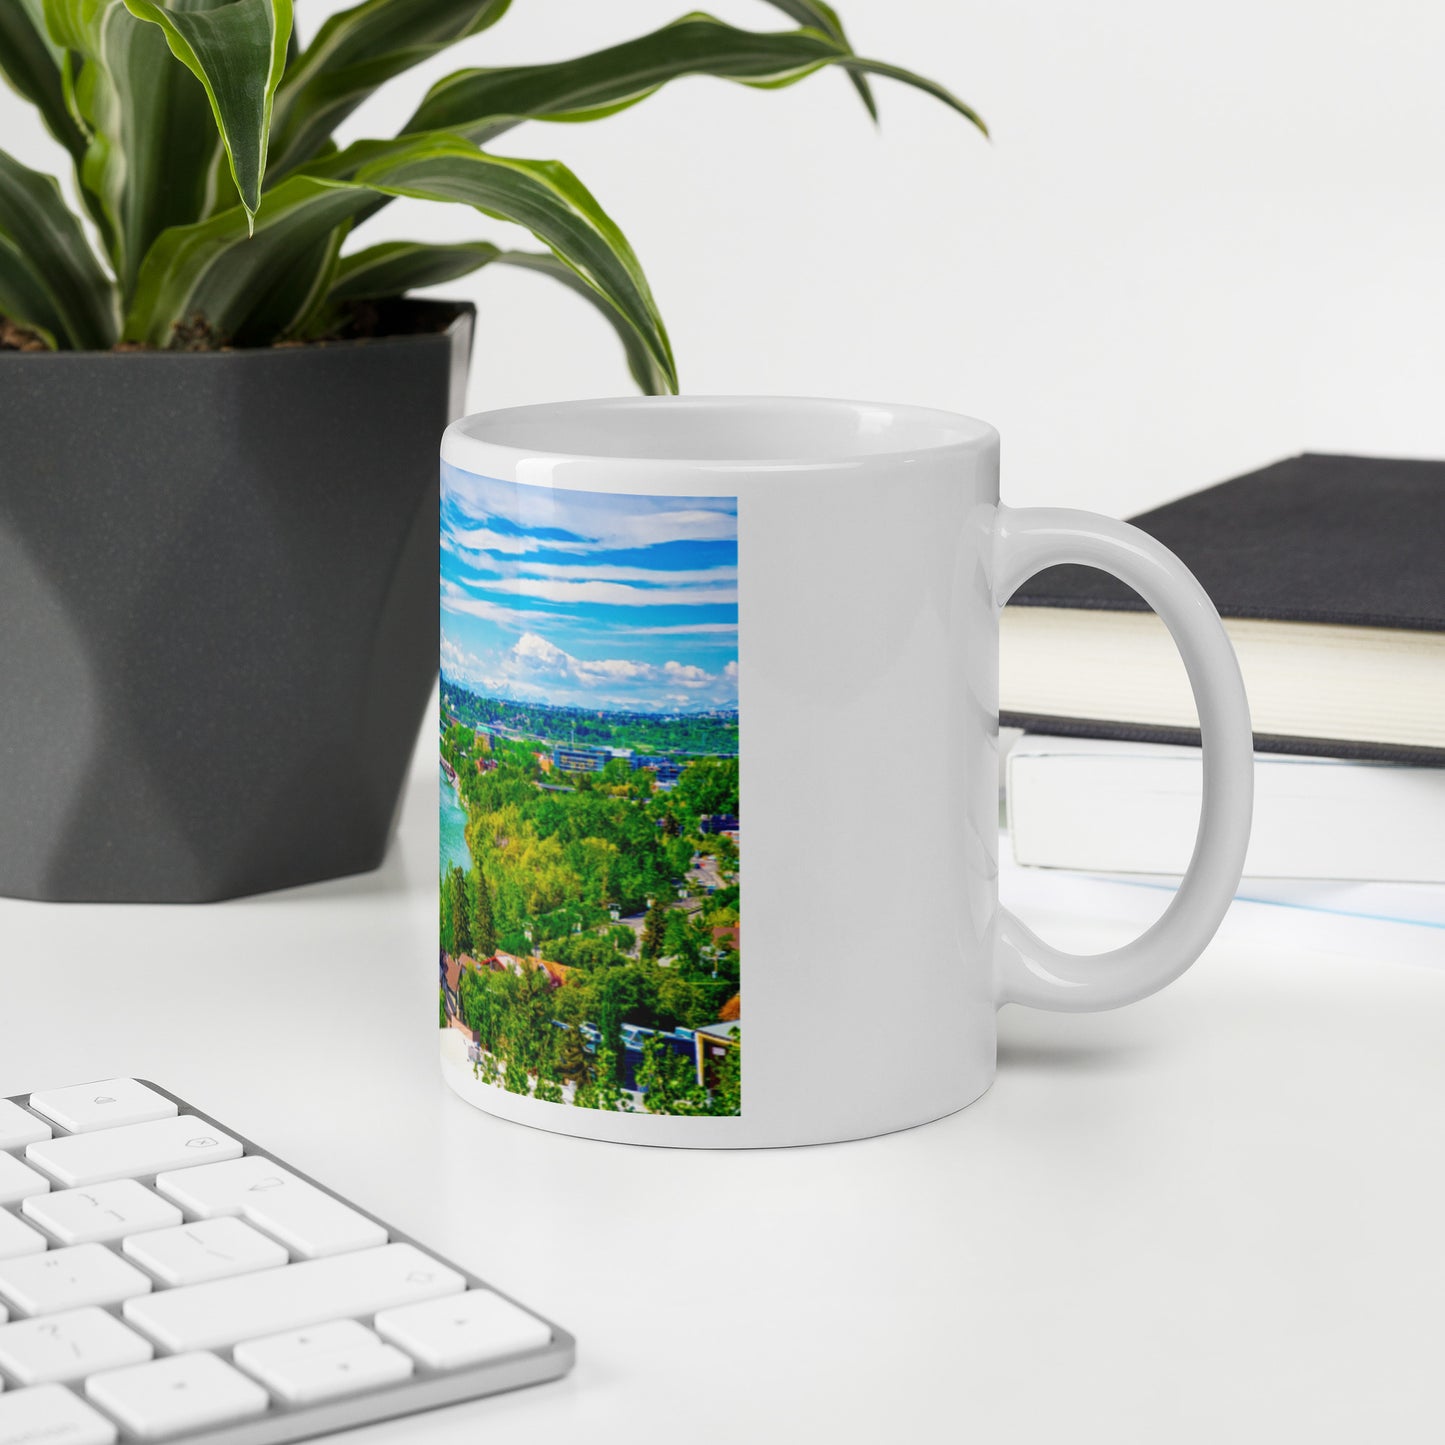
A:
[449,396,995,467]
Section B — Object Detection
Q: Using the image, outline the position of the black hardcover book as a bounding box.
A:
[1000,453,1445,764]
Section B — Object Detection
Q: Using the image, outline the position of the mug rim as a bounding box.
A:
[442,395,998,475]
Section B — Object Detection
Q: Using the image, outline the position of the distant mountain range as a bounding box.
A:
[441,677,739,757]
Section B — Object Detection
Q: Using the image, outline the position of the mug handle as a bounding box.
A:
[993,505,1254,1011]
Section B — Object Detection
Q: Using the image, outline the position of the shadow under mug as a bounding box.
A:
[435,397,1253,1148]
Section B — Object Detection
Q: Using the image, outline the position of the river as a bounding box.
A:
[440,764,472,877]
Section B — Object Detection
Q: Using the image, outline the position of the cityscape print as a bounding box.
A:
[439,464,741,1114]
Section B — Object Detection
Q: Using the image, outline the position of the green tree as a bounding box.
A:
[587,966,639,1091]
[636,1033,707,1115]
[468,862,496,957]
[640,903,668,961]
[440,873,456,956]
[439,988,448,1029]
[444,723,475,759]
[706,884,740,915]
[706,1043,742,1116]
[599,758,632,790]
[459,966,504,1054]
[662,909,696,965]
[548,935,624,971]
[558,1026,593,1094]
[588,1046,629,1112]
[657,973,709,1031]
[447,865,472,957]
[676,757,739,818]
[502,1043,532,1095]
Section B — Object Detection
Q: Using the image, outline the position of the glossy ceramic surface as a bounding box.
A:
[439,398,1253,1146]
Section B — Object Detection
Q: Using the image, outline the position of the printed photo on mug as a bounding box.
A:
[439,463,743,1117]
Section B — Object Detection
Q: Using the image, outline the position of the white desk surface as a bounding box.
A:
[3,751,1444,1445]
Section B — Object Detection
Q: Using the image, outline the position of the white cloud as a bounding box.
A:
[662,661,712,689]
[466,559,738,586]
[449,525,551,556]
[585,507,739,550]
[602,622,740,637]
[513,633,648,683]
[468,576,737,608]
[502,632,737,709]
[440,580,579,628]
[510,633,566,668]
[460,507,737,554]
[448,521,734,559]
[443,468,737,555]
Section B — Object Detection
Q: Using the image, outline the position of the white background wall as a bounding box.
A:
[5,0,1445,518]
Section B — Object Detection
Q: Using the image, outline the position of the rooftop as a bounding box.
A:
[697,1020,741,1041]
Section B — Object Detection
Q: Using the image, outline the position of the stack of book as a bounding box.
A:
[1002,452,1445,883]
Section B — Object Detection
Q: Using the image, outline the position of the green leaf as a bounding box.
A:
[758,0,876,119]
[43,0,237,296]
[244,222,347,345]
[125,174,361,346]
[122,0,293,226]
[269,0,511,176]
[0,237,63,349]
[0,0,88,158]
[487,250,675,396]
[0,148,118,349]
[329,239,501,301]
[124,134,676,392]
[836,56,986,136]
[403,12,985,143]
[326,241,673,393]
[329,138,674,387]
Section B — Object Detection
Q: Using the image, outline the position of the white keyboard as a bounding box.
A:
[0,1081,572,1443]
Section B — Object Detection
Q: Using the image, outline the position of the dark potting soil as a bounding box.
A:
[0,318,49,351]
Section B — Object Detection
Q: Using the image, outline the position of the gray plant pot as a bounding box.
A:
[0,300,472,903]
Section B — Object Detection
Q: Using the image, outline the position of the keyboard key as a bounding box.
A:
[122,1217,288,1286]
[0,1101,50,1151]
[28,1080,176,1135]
[124,1243,464,1352]
[232,1318,377,1370]
[0,1244,153,1317]
[26,1117,241,1188]
[0,1211,47,1261]
[0,1306,154,1384]
[234,1321,414,1405]
[86,1351,269,1440]
[0,1383,117,1445]
[0,1155,50,1208]
[156,1157,386,1259]
[375,1290,553,1370]
[23,1181,182,1246]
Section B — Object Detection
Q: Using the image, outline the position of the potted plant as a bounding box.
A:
[0,0,982,902]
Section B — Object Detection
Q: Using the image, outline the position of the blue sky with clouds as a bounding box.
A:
[440,463,738,713]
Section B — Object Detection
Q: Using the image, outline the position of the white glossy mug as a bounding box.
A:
[438,398,1253,1148]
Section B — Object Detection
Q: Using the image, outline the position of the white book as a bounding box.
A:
[1006,734,1445,882]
